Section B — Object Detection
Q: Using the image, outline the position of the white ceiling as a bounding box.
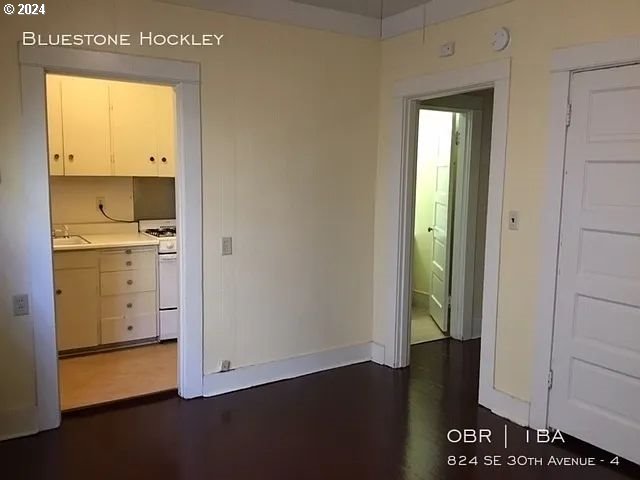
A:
[158,0,513,38]
[290,0,430,19]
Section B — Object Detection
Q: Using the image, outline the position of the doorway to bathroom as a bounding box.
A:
[409,90,493,345]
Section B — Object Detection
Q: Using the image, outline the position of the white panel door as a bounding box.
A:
[549,64,640,464]
[429,114,459,332]
[60,76,112,176]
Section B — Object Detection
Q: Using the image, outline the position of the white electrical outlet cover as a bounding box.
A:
[491,27,510,51]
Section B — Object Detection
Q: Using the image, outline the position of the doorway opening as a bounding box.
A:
[46,73,180,411]
[409,90,494,346]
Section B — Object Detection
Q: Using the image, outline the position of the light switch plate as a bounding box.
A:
[508,211,519,231]
[222,237,233,256]
[12,294,29,316]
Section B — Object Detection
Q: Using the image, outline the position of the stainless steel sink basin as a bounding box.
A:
[53,236,89,246]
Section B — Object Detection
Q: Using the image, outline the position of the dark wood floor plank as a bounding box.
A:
[1,339,638,479]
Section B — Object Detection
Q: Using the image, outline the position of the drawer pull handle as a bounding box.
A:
[56,289,62,295]
[127,280,134,285]
[126,303,133,309]
[125,249,132,255]
[126,261,133,266]
[127,325,133,331]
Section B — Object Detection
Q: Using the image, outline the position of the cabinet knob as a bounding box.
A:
[55,289,62,295]
[126,303,133,309]
[127,325,133,331]
[68,154,74,161]
[127,279,134,285]
[53,154,60,161]
[161,157,167,163]
[150,156,156,162]
[126,261,132,266]
[125,249,132,254]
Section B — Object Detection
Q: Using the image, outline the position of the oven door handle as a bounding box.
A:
[159,253,178,261]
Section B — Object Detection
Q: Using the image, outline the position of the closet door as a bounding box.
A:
[60,76,112,176]
[46,75,64,176]
[110,81,159,177]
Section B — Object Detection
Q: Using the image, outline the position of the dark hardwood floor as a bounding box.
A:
[1,339,638,479]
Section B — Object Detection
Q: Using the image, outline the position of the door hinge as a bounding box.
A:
[565,103,572,127]
[455,131,461,146]
[547,369,554,390]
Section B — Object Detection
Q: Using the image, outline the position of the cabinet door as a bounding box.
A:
[110,81,159,176]
[60,76,112,176]
[46,75,65,176]
[156,86,176,178]
[54,268,100,351]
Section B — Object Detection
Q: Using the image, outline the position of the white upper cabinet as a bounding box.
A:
[110,81,161,177]
[46,75,176,178]
[156,86,177,178]
[60,76,112,176]
[110,81,176,177]
[46,75,65,176]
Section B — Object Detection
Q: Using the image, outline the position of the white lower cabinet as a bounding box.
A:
[54,246,158,353]
[54,265,100,351]
[101,313,157,344]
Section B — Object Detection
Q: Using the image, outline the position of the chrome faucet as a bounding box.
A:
[52,225,70,238]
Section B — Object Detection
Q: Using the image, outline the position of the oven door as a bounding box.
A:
[158,253,178,310]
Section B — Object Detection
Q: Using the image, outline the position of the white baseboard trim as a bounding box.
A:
[471,315,482,339]
[480,388,531,427]
[203,342,375,397]
[371,342,385,365]
[411,290,430,310]
[0,405,38,442]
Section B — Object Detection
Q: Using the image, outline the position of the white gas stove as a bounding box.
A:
[140,220,178,341]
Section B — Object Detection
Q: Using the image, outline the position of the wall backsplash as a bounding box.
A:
[49,176,134,224]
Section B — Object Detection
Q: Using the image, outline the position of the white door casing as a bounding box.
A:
[18,46,204,438]
[549,64,640,464]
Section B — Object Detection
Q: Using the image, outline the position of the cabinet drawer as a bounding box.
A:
[100,268,156,296]
[101,313,157,344]
[100,248,156,272]
[101,292,156,319]
[54,251,99,270]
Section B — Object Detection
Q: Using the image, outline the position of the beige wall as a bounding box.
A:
[0,0,380,424]
[374,0,640,401]
[50,177,134,225]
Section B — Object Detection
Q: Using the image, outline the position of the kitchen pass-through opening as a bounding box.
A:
[46,73,181,411]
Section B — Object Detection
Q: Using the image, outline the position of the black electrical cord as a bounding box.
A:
[98,204,132,223]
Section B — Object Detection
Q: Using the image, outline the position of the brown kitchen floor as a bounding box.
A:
[58,342,177,411]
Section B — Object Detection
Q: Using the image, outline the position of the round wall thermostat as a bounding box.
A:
[491,27,510,51]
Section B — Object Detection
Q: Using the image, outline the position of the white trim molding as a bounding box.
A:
[18,46,204,435]
[372,59,525,424]
[530,36,640,430]
[203,343,376,396]
[158,0,514,40]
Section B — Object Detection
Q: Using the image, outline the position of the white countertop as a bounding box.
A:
[53,233,159,252]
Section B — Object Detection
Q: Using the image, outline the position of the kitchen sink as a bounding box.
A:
[53,236,89,246]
